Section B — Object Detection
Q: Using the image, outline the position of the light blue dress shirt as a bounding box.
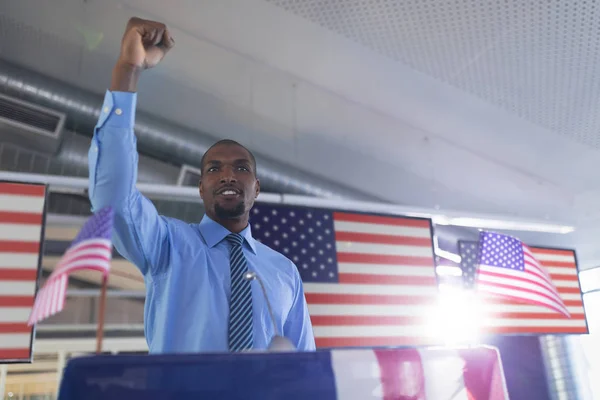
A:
[88,90,316,353]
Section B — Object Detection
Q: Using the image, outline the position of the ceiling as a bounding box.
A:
[2,0,600,268]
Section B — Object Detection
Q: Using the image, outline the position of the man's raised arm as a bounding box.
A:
[88,17,175,277]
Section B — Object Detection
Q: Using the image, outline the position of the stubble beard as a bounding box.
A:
[214,201,246,220]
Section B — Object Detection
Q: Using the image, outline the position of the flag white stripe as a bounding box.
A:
[477,283,569,314]
[419,349,468,400]
[478,266,564,304]
[308,304,585,317]
[0,281,36,296]
[304,283,439,296]
[314,326,431,338]
[315,320,584,338]
[0,308,31,323]
[0,194,45,213]
[530,251,575,263]
[331,349,384,400]
[335,241,433,257]
[480,319,586,328]
[0,224,42,242]
[549,280,581,288]
[57,275,67,312]
[339,263,436,277]
[333,220,431,238]
[52,258,112,278]
[0,253,39,269]
[309,304,437,316]
[60,239,112,263]
[547,266,578,276]
[50,278,60,316]
[0,333,31,348]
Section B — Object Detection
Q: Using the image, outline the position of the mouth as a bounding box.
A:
[216,187,242,198]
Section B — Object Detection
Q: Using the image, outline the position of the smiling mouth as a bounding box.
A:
[216,189,241,198]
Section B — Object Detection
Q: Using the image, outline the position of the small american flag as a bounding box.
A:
[250,203,439,348]
[27,207,114,326]
[475,231,569,318]
[458,238,586,334]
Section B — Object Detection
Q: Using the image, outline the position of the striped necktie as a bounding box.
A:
[226,233,254,351]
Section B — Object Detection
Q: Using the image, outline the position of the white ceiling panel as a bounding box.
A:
[2,0,600,267]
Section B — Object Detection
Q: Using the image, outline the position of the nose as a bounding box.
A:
[219,166,237,183]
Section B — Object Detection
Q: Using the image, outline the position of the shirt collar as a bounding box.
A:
[198,214,257,254]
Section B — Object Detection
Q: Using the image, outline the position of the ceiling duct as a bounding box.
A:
[0,60,380,202]
[0,92,65,154]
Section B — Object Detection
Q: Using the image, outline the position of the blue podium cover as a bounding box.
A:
[58,347,507,399]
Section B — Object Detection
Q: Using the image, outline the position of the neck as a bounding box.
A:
[209,213,249,234]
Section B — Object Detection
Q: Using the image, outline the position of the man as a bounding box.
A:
[88,17,316,353]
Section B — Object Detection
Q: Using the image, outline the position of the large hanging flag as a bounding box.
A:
[250,203,439,348]
[0,181,46,361]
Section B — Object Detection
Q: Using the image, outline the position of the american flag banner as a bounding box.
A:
[27,206,114,326]
[250,203,440,348]
[459,234,586,335]
[0,181,46,361]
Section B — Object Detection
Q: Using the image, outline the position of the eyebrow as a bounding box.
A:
[204,159,252,169]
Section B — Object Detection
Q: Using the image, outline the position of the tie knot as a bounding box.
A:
[226,233,244,247]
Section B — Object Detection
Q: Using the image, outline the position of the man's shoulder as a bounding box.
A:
[159,215,205,241]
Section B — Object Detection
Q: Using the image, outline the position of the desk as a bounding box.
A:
[58,346,507,399]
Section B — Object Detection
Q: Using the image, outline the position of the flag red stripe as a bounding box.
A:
[549,274,579,281]
[306,293,435,305]
[483,326,588,334]
[486,311,586,320]
[337,253,434,266]
[0,183,45,196]
[374,349,423,400]
[540,261,577,268]
[530,248,576,257]
[339,273,438,286]
[0,348,30,359]
[0,296,35,307]
[316,336,431,348]
[0,241,39,253]
[54,253,112,275]
[523,260,556,288]
[481,280,566,309]
[333,212,430,228]
[0,269,37,280]
[310,313,586,326]
[0,323,31,333]
[479,269,563,304]
[0,211,43,224]
[335,231,431,246]
[480,289,568,316]
[555,287,583,294]
[311,315,427,326]
[482,297,582,307]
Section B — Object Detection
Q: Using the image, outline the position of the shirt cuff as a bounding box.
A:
[95,90,137,129]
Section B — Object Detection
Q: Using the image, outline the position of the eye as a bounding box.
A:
[207,166,218,172]
[237,166,249,172]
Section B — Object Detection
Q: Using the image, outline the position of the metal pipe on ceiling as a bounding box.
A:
[0,59,379,201]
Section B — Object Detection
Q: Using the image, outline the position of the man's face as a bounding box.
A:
[199,143,260,221]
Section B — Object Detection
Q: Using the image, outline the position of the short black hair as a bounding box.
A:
[200,139,257,175]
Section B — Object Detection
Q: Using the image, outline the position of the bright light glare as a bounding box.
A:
[427,286,483,345]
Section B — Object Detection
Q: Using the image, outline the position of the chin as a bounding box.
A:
[215,203,246,220]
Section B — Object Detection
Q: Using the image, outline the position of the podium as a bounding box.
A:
[57,346,508,399]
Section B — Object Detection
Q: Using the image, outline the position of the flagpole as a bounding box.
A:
[95,274,108,354]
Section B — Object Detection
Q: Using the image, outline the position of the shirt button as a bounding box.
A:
[103,107,109,113]
[115,108,123,115]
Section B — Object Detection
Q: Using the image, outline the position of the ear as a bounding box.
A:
[198,178,204,199]
[255,178,260,199]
